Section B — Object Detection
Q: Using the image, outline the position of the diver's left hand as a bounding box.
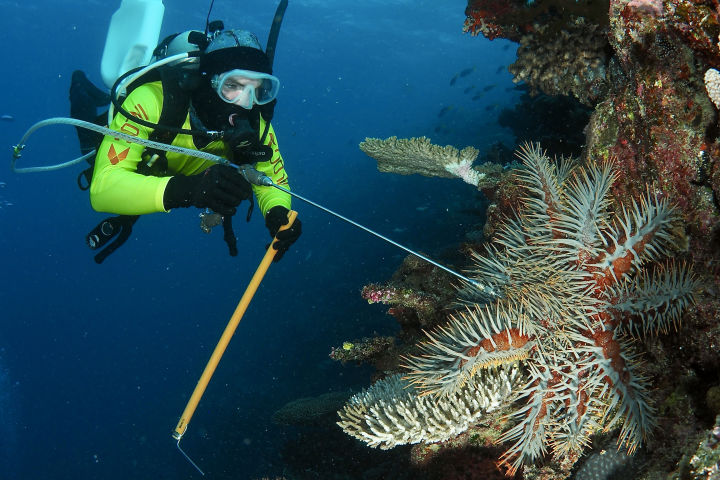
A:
[265,206,302,262]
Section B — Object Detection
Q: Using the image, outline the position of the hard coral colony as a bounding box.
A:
[340,144,698,474]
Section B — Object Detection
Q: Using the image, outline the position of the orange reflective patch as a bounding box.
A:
[132,104,149,121]
[108,144,130,165]
[273,160,285,174]
[270,155,285,174]
[120,122,139,136]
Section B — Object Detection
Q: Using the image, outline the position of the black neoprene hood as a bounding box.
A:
[200,46,273,77]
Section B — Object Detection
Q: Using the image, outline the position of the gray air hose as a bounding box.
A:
[11,117,230,173]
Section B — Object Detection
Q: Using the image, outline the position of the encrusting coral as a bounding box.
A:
[329,336,396,367]
[340,143,698,474]
[361,283,440,326]
[688,414,720,480]
[464,0,611,106]
[360,136,503,189]
[508,15,609,106]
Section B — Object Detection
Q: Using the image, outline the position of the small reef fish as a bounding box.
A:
[471,94,484,101]
[482,84,497,92]
[495,65,506,74]
[459,67,475,77]
[507,84,529,93]
[437,105,454,117]
[450,67,475,86]
[463,85,475,94]
[1,115,13,121]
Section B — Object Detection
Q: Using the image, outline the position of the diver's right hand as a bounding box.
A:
[163,165,252,216]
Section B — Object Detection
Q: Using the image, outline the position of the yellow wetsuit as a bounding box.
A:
[91,81,291,216]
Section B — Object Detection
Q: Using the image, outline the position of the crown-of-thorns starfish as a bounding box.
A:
[402,143,698,473]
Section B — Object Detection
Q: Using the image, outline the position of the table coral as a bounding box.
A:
[360,136,504,188]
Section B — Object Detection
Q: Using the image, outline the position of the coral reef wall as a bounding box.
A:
[333,1,720,478]
[466,0,720,285]
[586,0,720,267]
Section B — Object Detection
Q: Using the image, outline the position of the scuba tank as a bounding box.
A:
[101,0,165,89]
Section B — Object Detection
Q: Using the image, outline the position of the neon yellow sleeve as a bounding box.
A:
[253,119,292,216]
[90,82,171,215]
[91,84,291,217]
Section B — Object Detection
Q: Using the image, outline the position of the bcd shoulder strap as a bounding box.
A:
[84,72,192,263]
[136,69,192,176]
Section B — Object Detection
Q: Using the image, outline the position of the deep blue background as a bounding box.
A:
[0,1,518,478]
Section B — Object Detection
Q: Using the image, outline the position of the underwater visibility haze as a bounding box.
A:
[3,0,719,479]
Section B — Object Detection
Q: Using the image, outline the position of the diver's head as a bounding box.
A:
[200,30,280,110]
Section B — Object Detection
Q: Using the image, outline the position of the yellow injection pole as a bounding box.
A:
[172,210,298,475]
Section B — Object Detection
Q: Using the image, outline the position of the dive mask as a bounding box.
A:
[211,69,280,109]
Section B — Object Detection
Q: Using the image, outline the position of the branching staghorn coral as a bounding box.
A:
[359,136,502,188]
[340,143,699,474]
[337,367,521,449]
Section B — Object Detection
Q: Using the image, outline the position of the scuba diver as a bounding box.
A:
[13,3,492,294]
[83,27,301,262]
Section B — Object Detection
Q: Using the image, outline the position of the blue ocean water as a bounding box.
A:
[0,1,517,478]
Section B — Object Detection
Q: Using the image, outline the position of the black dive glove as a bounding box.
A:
[163,165,252,216]
[265,206,302,262]
[224,122,274,165]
